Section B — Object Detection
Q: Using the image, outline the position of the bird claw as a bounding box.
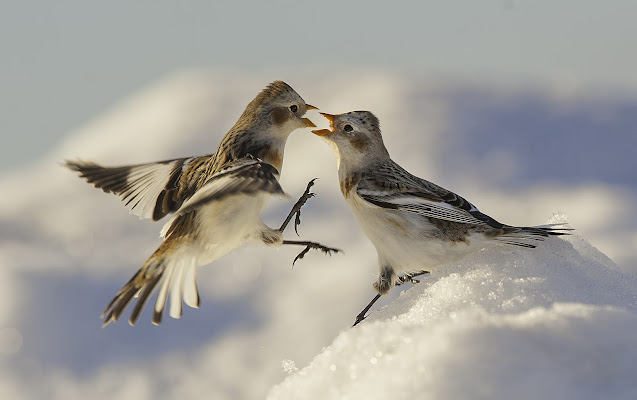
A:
[291,242,340,266]
[352,271,429,327]
[292,246,311,265]
[353,313,367,326]
[395,270,429,286]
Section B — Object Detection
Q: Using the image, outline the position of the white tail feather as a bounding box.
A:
[183,264,199,308]
[155,266,174,317]
[169,263,186,319]
[149,254,200,323]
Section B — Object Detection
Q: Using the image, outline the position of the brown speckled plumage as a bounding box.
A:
[339,173,361,198]
[66,80,318,326]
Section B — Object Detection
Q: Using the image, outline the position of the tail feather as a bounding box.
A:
[101,244,200,327]
[129,273,162,325]
[169,264,187,319]
[152,266,174,326]
[496,224,572,248]
[101,269,145,326]
[183,266,200,308]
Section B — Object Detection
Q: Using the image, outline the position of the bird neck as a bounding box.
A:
[258,145,284,171]
[247,129,287,171]
[337,150,389,181]
[216,128,287,172]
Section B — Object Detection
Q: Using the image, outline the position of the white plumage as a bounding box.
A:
[313,110,569,323]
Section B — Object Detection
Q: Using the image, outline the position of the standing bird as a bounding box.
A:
[312,111,569,326]
[66,81,338,326]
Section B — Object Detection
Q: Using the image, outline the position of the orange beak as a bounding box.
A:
[311,113,336,136]
[306,104,318,110]
[301,118,317,128]
[312,128,332,136]
[319,112,335,124]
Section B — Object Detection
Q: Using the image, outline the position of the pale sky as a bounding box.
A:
[2,0,636,172]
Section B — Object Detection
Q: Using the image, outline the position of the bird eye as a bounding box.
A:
[343,124,353,132]
[289,105,298,113]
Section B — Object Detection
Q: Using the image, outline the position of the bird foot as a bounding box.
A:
[282,240,340,265]
[395,270,430,286]
[352,271,429,327]
[278,179,317,235]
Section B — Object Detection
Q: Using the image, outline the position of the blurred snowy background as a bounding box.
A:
[1,1,636,399]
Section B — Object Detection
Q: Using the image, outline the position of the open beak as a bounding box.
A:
[312,113,336,136]
[300,105,319,127]
[301,118,317,128]
[319,112,335,124]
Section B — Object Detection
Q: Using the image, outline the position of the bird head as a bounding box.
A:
[312,111,389,170]
[248,81,317,137]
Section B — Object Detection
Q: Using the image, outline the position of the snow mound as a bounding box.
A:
[269,217,637,400]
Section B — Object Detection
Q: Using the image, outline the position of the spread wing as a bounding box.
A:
[160,157,285,238]
[65,155,213,221]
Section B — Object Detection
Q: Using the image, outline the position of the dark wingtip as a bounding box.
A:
[64,159,97,172]
[64,160,82,172]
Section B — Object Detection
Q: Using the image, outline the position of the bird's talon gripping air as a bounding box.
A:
[66,81,337,326]
[312,111,570,326]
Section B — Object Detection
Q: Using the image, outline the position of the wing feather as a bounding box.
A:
[355,161,506,229]
[160,157,284,238]
[65,157,201,220]
[357,185,494,227]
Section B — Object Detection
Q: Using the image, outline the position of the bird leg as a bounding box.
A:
[353,271,430,327]
[353,294,382,327]
[278,178,317,235]
[279,179,340,264]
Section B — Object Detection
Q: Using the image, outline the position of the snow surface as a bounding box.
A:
[269,224,637,400]
[1,70,636,399]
